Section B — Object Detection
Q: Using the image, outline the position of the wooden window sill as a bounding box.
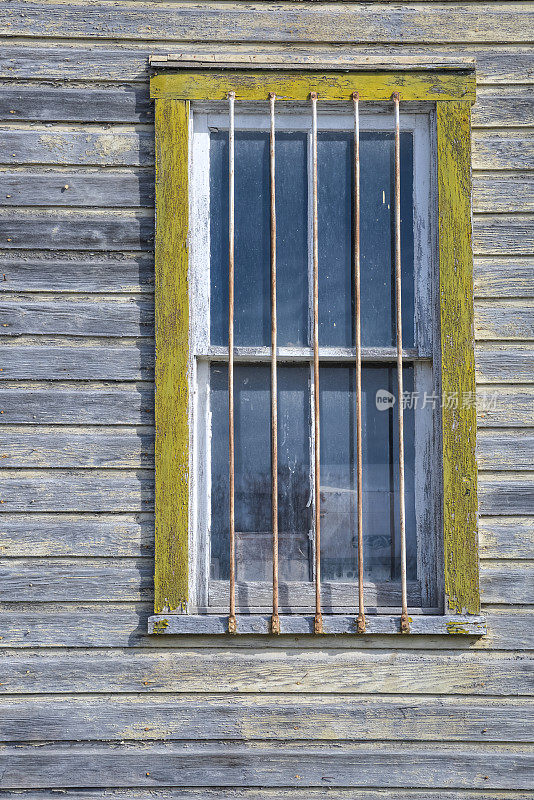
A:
[148,614,486,636]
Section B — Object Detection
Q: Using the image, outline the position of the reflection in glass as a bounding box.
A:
[210,131,308,347]
[319,365,417,581]
[210,365,311,581]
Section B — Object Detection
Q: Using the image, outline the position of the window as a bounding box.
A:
[149,65,485,636]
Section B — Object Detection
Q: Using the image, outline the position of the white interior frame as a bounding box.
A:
[188,103,440,615]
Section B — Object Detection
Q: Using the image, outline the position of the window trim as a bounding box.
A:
[150,67,483,636]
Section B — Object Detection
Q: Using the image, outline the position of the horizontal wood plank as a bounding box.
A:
[475,300,534,340]
[474,257,534,298]
[0,383,154,424]
[473,173,534,214]
[476,345,534,384]
[0,254,154,293]
[0,169,154,208]
[0,298,154,337]
[1,695,530,743]
[0,740,531,790]
[2,649,532,695]
[0,513,153,556]
[2,2,533,45]
[0,343,154,380]
[0,210,153,251]
[1,43,532,84]
[477,430,534,470]
[479,516,534,559]
[0,605,530,650]
[475,387,534,428]
[480,561,534,604]
[0,470,531,514]
[0,128,528,171]
[472,215,534,256]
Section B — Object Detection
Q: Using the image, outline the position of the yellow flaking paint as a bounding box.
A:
[151,70,476,103]
[154,98,190,614]
[437,101,480,615]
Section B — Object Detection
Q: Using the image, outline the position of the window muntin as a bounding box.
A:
[190,107,436,614]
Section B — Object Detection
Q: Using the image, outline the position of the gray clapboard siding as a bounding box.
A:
[0,383,154,424]
[0,557,526,605]
[0,84,532,128]
[0,558,153,602]
[474,257,534,298]
[0,513,154,556]
[1,695,532,743]
[477,430,534,469]
[3,2,533,44]
[475,344,534,384]
[0,298,154,337]
[0,513,529,561]
[0,606,531,651]
[0,129,529,172]
[3,649,532,695]
[0,343,154,380]
[0,792,528,800]
[0,384,154,424]
[1,741,532,790]
[479,516,534,558]
[475,300,534,339]
[3,342,533,382]
[0,209,154,251]
[480,561,534,604]
[478,472,534,515]
[0,384,528,427]
[0,469,154,511]
[0,85,152,123]
[0,254,154,292]
[1,43,533,84]
[0,128,153,166]
[473,173,534,214]
[0,169,154,207]
[0,469,531,514]
[472,215,534,256]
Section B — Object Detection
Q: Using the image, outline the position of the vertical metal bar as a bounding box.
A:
[310,92,322,634]
[393,91,410,634]
[352,92,366,634]
[269,93,280,635]
[227,91,237,635]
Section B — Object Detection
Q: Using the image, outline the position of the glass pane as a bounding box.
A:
[319,365,416,582]
[210,131,308,347]
[210,364,311,581]
[318,132,414,348]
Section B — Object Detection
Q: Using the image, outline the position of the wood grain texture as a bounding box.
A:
[477,430,534,470]
[1,43,533,84]
[437,101,479,615]
[0,384,154,424]
[0,740,531,790]
[0,209,153,251]
[2,649,532,695]
[472,215,534,256]
[3,2,533,44]
[480,561,534,605]
[479,516,534,559]
[0,513,154,556]
[0,169,154,208]
[0,792,527,800]
[150,69,476,102]
[475,387,534,428]
[0,254,154,293]
[0,298,154,336]
[0,605,530,650]
[473,173,534,214]
[0,128,153,166]
[1,695,531,742]
[0,342,154,380]
[474,257,534,298]
[153,98,189,614]
[475,301,534,339]
[476,344,534,383]
[478,472,534,515]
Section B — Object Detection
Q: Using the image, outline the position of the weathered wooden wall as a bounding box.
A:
[0,0,533,795]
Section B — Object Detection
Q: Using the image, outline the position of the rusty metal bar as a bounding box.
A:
[393,92,410,634]
[228,91,237,634]
[269,93,280,635]
[352,92,366,634]
[310,91,323,634]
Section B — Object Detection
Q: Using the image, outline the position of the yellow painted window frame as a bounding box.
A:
[152,69,480,625]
